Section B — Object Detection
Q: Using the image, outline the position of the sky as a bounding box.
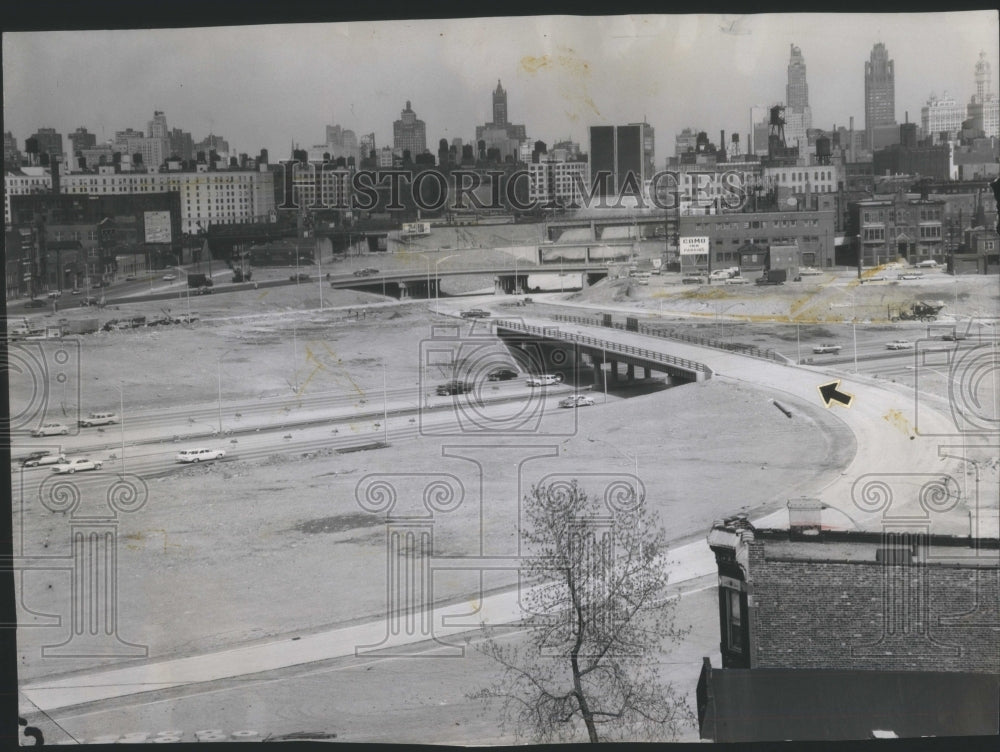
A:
[3,12,998,162]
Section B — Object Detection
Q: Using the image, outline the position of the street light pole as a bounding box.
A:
[382,363,389,446]
[113,382,126,478]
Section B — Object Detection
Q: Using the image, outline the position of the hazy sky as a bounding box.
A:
[3,12,997,161]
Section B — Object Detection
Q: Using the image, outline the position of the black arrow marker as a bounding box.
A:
[818,380,854,408]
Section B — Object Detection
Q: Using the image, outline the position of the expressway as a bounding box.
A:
[15,297,993,726]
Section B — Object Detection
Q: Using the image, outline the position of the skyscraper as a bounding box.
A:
[476,80,527,161]
[865,42,898,149]
[784,44,812,151]
[967,51,999,138]
[393,101,427,158]
[492,80,508,126]
[589,124,648,200]
[68,127,97,155]
[786,45,810,121]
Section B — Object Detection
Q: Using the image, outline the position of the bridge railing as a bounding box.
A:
[493,319,712,375]
[551,313,790,365]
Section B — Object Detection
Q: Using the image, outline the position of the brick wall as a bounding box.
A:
[748,542,999,673]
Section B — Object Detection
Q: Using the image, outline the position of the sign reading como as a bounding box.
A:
[679,236,709,256]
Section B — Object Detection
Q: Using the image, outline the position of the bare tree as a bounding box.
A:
[471,480,691,743]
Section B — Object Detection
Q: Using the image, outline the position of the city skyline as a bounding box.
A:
[3,13,998,163]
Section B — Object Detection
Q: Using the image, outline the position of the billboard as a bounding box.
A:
[144,211,172,244]
[679,236,709,256]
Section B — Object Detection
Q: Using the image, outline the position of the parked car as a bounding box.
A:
[31,423,70,437]
[915,259,939,268]
[526,374,562,386]
[898,272,924,280]
[460,309,491,318]
[799,267,824,276]
[681,275,707,285]
[559,394,595,408]
[80,296,99,307]
[941,332,968,341]
[886,340,915,350]
[79,411,118,427]
[24,299,47,308]
[812,344,843,354]
[46,290,63,299]
[289,273,311,281]
[175,447,226,463]
[71,289,82,295]
[486,367,518,381]
[51,458,103,474]
[162,273,177,281]
[724,276,750,285]
[436,380,474,396]
[22,453,67,468]
[709,269,733,281]
[353,268,379,277]
[125,275,137,281]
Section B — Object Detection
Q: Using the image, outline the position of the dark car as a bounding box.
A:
[460,309,491,319]
[290,273,311,281]
[24,299,47,308]
[353,268,379,277]
[436,380,474,396]
[487,367,518,381]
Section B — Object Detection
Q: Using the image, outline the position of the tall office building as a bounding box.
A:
[475,80,527,161]
[921,92,965,142]
[589,123,647,199]
[784,45,812,151]
[68,127,97,155]
[492,80,508,126]
[967,51,999,138]
[148,110,169,139]
[393,101,427,158]
[865,42,898,149]
[29,128,64,160]
[786,45,811,126]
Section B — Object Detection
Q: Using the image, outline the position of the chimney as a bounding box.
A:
[849,116,855,162]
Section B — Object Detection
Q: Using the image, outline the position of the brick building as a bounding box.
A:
[697,512,1000,741]
[678,207,835,268]
[847,192,945,266]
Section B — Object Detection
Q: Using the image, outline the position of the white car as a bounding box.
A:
[51,458,103,474]
[559,395,595,408]
[175,447,226,463]
[31,422,70,437]
[886,340,915,350]
[724,276,750,285]
[812,344,843,354]
[527,374,562,386]
[162,273,177,281]
[898,272,923,280]
[709,270,732,280]
[79,411,119,427]
[799,267,824,276]
[21,453,67,468]
[915,260,939,268]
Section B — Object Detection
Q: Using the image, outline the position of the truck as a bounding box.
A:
[755,269,787,285]
[62,318,100,335]
[187,274,214,293]
[231,269,252,283]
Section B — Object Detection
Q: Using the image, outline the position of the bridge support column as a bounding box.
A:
[638,365,647,379]
[626,363,635,381]
[609,361,619,383]
[398,281,410,300]
[592,360,603,389]
[494,276,504,295]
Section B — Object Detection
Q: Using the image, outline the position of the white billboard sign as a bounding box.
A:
[144,211,172,244]
[679,236,709,256]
